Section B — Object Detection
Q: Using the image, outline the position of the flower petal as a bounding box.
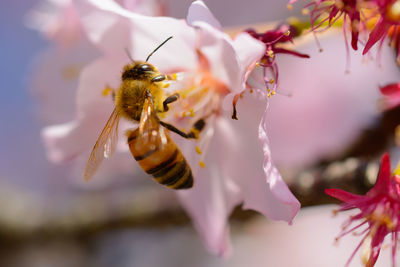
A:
[325,188,364,203]
[372,153,392,194]
[187,0,222,30]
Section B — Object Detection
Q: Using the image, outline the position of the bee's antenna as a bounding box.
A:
[125,48,135,63]
[146,36,173,62]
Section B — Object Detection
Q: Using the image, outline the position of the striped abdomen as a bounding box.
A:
[127,129,193,189]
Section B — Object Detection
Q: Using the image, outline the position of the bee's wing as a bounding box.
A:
[137,92,168,148]
[84,108,120,181]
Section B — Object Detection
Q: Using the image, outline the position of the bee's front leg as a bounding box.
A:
[162,93,180,112]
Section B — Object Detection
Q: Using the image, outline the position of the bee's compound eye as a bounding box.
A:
[139,64,151,72]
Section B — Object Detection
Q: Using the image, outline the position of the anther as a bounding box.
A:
[195,146,202,155]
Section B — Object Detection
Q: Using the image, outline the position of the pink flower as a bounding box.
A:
[32,0,300,256]
[326,153,400,267]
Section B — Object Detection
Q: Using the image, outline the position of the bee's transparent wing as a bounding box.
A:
[137,92,168,148]
[84,108,120,181]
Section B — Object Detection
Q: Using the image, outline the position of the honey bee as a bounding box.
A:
[83,37,204,189]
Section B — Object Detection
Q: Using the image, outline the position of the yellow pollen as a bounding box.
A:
[182,111,188,117]
[189,108,195,117]
[302,8,310,15]
[102,87,112,97]
[199,161,206,168]
[287,4,293,10]
[267,88,271,93]
[284,30,291,36]
[388,0,400,22]
[393,159,400,177]
[267,50,274,58]
[367,209,396,230]
[163,83,170,88]
[271,91,276,95]
[256,62,261,67]
[267,93,271,98]
[171,73,177,80]
[195,146,202,155]
[269,79,275,84]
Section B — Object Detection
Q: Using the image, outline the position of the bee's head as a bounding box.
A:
[121,61,157,81]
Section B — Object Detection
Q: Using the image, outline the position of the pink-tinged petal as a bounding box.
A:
[222,32,265,110]
[372,153,392,194]
[75,57,121,117]
[127,16,197,73]
[232,32,265,90]
[192,22,242,91]
[363,18,391,55]
[219,94,300,224]
[176,158,238,257]
[325,188,364,203]
[258,103,301,223]
[187,0,222,30]
[30,40,99,125]
[72,0,133,54]
[76,0,197,72]
[122,0,165,16]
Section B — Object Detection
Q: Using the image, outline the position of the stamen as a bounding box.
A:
[199,161,206,168]
[195,146,202,155]
[189,108,195,117]
[102,86,112,96]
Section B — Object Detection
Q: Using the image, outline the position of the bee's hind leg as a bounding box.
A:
[159,118,205,139]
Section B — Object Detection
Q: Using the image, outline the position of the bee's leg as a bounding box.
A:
[159,118,205,139]
[162,93,180,112]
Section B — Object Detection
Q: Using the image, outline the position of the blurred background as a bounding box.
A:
[1,0,400,266]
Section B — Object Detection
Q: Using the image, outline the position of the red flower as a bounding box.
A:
[380,82,400,109]
[245,23,309,95]
[326,153,400,267]
[302,0,363,51]
[363,0,400,56]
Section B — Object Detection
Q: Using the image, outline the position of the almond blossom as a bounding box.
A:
[31,0,300,257]
[326,153,400,267]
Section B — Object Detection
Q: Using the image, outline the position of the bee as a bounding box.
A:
[83,37,205,189]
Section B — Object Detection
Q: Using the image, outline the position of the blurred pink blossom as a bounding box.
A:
[31,0,300,257]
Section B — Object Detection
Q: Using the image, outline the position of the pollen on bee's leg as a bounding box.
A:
[163,83,170,88]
